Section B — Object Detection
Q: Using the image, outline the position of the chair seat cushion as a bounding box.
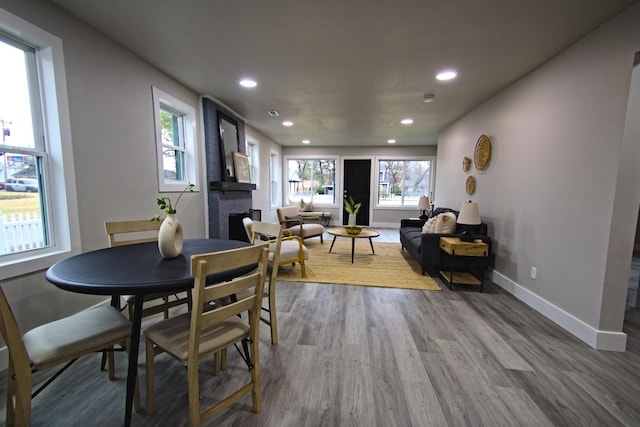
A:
[278,240,309,260]
[286,223,324,238]
[23,306,131,366]
[143,312,249,361]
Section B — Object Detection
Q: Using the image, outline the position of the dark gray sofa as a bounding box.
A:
[399,208,492,274]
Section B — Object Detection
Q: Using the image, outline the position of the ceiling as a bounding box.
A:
[48,0,636,147]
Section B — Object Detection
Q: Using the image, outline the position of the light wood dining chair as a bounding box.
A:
[242,218,307,344]
[105,219,192,319]
[0,285,139,426]
[144,245,269,426]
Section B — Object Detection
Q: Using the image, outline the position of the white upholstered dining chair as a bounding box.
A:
[243,218,307,344]
[0,285,139,426]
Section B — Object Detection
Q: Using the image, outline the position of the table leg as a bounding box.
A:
[329,236,337,252]
[368,238,375,254]
[351,238,355,263]
[124,296,144,427]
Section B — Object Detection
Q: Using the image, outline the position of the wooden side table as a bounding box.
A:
[439,236,489,292]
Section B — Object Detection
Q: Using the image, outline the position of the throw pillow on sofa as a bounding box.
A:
[422,212,457,234]
[435,212,457,233]
[422,217,437,233]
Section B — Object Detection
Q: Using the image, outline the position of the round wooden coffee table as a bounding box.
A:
[327,227,380,263]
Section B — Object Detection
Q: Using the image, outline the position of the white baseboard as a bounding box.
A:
[489,270,627,352]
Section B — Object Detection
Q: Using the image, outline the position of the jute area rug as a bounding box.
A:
[276,239,441,291]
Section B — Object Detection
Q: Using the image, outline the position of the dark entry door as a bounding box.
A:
[343,159,371,226]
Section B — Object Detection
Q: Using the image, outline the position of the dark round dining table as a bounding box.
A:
[45,238,250,427]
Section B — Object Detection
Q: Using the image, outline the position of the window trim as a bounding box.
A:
[152,86,198,192]
[269,149,280,209]
[245,135,259,189]
[0,8,81,279]
[283,155,340,208]
[374,155,436,210]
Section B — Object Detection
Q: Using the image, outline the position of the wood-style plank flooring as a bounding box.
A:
[2,229,640,426]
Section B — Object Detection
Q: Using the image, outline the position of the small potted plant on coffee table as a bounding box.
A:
[344,196,362,234]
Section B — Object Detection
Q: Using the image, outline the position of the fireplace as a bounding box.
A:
[202,98,255,239]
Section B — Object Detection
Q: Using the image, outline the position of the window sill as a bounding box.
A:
[0,246,81,281]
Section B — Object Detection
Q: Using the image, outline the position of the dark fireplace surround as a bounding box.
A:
[202,98,255,239]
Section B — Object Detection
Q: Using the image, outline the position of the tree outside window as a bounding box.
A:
[377,159,433,207]
[286,158,336,205]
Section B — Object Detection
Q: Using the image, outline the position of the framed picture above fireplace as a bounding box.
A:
[218,111,240,181]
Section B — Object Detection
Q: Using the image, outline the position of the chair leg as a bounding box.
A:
[187,358,201,427]
[267,275,278,345]
[299,258,307,278]
[7,357,31,427]
[107,346,116,380]
[162,296,170,319]
[145,339,155,415]
[250,332,261,413]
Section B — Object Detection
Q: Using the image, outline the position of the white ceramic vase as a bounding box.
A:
[348,213,357,226]
[158,215,184,258]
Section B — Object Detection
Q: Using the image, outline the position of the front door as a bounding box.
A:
[343,159,371,226]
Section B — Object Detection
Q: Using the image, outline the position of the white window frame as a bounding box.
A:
[269,149,280,209]
[283,155,339,208]
[0,8,81,279]
[245,135,259,188]
[374,156,436,209]
[152,86,198,192]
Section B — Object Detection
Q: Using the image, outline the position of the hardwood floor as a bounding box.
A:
[3,229,640,426]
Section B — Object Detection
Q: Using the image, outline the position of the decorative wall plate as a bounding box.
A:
[466,176,476,195]
[474,134,492,170]
[462,156,471,172]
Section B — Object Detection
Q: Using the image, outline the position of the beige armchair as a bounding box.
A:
[276,206,325,243]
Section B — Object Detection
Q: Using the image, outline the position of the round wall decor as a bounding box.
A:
[465,176,476,195]
[474,134,492,170]
[462,156,471,172]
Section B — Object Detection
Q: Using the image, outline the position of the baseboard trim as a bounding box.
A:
[489,270,627,352]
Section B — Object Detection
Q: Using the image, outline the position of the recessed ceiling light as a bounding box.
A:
[267,110,279,117]
[436,70,457,81]
[401,118,413,125]
[282,120,294,127]
[239,79,257,88]
[387,139,396,144]
[302,139,311,144]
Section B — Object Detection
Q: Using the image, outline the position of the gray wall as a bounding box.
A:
[435,3,640,350]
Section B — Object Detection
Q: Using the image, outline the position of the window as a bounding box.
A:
[285,157,337,206]
[376,158,434,207]
[269,149,280,208]
[246,136,259,187]
[0,8,80,278]
[152,87,197,192]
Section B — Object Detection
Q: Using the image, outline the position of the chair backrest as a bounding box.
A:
[276,206,299,225]
[188,245,269,363]
[249,221,283,271]
[0,286,34,426]
[105,219,161,247]
[242,217,253,242]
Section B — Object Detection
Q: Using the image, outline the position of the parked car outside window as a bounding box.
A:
[5,178,38,192]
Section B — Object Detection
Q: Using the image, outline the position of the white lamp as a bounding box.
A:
[457,201,480,242]
[417,196,431,220]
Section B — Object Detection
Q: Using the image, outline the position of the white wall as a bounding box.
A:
[0,1,206,332]
[436,3,640,350]
[246,126,282,224]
